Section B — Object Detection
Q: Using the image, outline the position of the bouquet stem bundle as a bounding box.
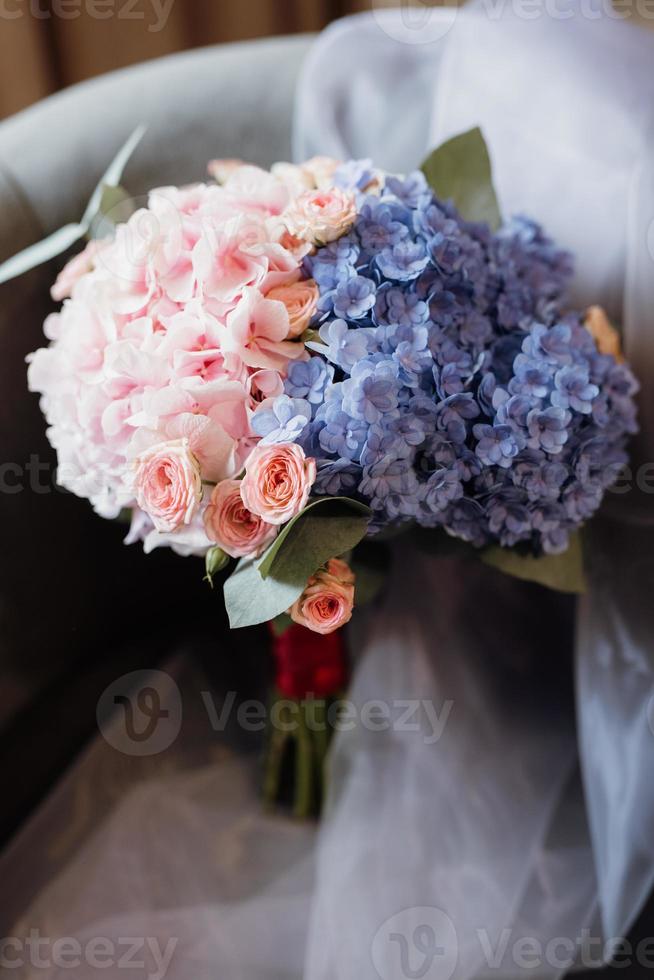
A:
[263,623,347,818]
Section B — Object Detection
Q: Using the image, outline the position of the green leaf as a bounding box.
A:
[223,497,371,629]
[88,184,135,239]
[0,223,88,287]
[421,127,502,231]
[481,531,587,594]
[270,613,294,637]
[0,125,146,286]
[204,546,230,588]
[80,124,146,228]
[257,497,371,580]
[223,558,304,628]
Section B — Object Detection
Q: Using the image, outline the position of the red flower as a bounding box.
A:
[271,623,347,699]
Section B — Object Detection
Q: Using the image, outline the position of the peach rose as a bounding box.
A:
[240,443,316,525]
[265,279,319,338]
[584,305,624,363]
[275,227,314,260]
[288,558,356,635]
[134,438,202,533]
[284,188,357,246]
[271,161,314,194]
[301,156,341,190]
[207,158,245,184]
[204,478,278,558]
[323,556,356,586]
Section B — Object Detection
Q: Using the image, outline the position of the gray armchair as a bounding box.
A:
[0,34,312,842]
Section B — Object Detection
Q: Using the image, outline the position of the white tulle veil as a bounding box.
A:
[3,5,654,978]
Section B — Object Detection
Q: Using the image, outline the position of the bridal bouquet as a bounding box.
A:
[14,127,638,812]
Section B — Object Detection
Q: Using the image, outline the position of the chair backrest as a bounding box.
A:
[0,34,310,737]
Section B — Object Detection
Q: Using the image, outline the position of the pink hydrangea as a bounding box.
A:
[27,160,327,554]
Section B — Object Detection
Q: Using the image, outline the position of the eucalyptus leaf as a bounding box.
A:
[257,497,371,581]
[0,124,146,286]
[223,558,305,629]
[80,124,146,227]
[224,498,371,629]
[88,184,136,240]
[421,127,502,231]
[0,223,88,287]
[481,531,587,594]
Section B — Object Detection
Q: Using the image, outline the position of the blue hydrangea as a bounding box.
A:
[385,171,432,209]
[333,158,378,193]
[418,466,464,517]
[552,365,599,414]
[316,318,372,372]
[377,240,429,282]
[251,395,311,444]
[258,165,638,553]
[333,275,377,320]
[356,198,412,251]
[284,358,334,408]
[313,458,361,496]
[341,358,400,424]
[318,403,368,461]
[527,406,571,454]
[473,424,522,469]
[375,287,430,328]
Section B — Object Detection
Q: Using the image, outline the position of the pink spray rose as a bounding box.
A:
[240,443,316,525]
[265,279,319,338]
[134,438,202,533]
[288,558,356,635]
[301,156,341,190]
[204,479,278,558]
[284,188,357,246]
[270,161,314,195]
[51,240,105,301]
[207,158,246,184]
